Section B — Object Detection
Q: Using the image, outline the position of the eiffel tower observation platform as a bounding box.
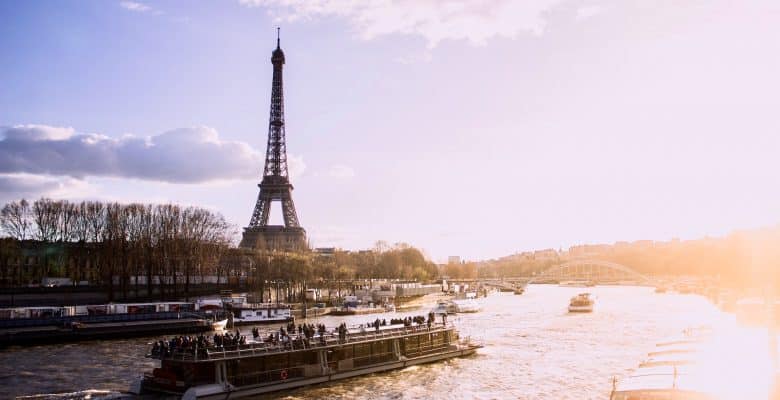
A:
[240,30,308,253]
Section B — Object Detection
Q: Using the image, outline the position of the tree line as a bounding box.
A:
[0,198,233,300]
[477,226,780,289]
[0,198,441,302]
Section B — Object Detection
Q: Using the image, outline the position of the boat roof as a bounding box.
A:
[231,303,291,309]
[614,365,712,394]
[655,338,704,347]
[647,348,696,357]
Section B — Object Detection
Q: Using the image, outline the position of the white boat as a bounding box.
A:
[230,303,294,325]
[430,300,458,315]
[212,318,228,331]
[559,280,590,287]
[568,293,594,313]
[430,299,482,315]
[452,299,481,313]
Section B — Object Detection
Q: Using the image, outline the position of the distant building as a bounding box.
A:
[533,249,558,261]
[568,244,610,258]
[314,247,336,257]
[448,256,461,264]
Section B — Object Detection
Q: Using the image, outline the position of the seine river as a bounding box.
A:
[0,285,753,399]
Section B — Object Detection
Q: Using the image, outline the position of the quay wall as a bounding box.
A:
[396,285,441,297]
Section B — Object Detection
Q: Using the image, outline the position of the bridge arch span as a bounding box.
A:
[527,260,652,285]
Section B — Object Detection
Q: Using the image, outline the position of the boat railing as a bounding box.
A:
[231,302,291,309]
[152,323,453,362]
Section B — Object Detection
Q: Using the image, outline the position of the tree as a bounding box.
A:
[0,199,32,240]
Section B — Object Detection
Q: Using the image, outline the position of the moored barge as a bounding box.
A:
[131,322,481,399]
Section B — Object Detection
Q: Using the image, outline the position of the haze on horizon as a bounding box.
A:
[2,1,780,262]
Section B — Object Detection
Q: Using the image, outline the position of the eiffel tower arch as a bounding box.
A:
[240,31,307,252]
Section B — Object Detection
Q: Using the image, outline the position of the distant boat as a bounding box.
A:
[568,293,594,313]
[430,300,458,315]
[212,318,228,331]
[559,280,590,287]
[513,286,525,295]
[452,299,481,313]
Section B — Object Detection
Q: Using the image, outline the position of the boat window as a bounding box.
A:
[404,336,419,354]
[335,345,353,361]
[288,351,304,365]
[303,350,318,364]
[372,340,389,356]
[354,343,370,357]
[264,354,288,372]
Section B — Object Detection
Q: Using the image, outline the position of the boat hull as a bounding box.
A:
[177,345,480,400]
[568,306,593,313]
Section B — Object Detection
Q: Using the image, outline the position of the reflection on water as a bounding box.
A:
[0,285,773,399]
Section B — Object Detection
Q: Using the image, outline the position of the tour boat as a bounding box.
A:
[568,293,594,313]
[131,323,481,399]
[228,303,293,325]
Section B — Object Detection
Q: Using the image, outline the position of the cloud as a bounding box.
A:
[241,0,568,47]
[0,125,291,184]
[119,1,152,12]
[0,173,89,203]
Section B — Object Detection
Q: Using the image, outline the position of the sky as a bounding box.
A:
[2,1,780,262]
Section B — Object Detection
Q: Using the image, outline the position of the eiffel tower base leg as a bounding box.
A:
[240,226,307,252]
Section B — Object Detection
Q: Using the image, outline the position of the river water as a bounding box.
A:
[0,285,757,399]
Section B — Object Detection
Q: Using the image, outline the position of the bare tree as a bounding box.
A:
[0,199,32,240]
[32,198,61,242]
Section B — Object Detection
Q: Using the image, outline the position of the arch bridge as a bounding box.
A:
[527,260,653,286]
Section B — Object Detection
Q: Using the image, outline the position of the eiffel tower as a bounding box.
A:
[240,30,307,252]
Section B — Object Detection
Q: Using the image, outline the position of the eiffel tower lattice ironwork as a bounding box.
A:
[240,30,307,251]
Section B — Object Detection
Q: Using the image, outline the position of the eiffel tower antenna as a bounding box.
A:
[240,32,307,252]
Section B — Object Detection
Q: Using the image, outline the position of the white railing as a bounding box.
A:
[154,323,454,362]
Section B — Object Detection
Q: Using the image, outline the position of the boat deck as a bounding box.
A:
[154,323,455,362]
